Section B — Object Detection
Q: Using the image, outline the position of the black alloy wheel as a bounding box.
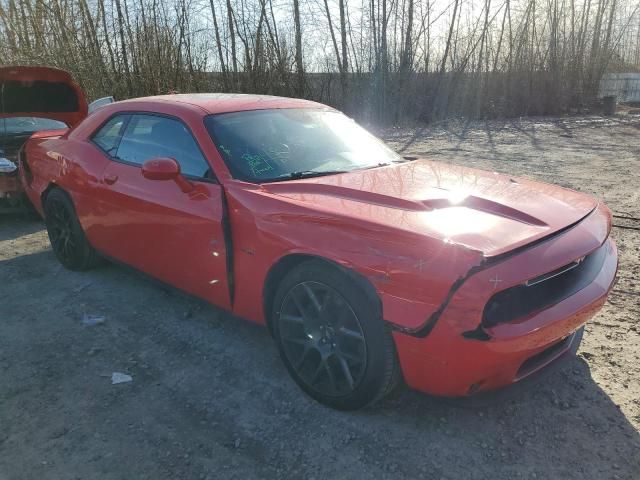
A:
[278,281,368,396]
[272,260,399,410]
[44,188,101,271]
[46,195,78,265]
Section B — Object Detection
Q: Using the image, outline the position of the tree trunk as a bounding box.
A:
[293,0,304,96]
[209,0,229,89]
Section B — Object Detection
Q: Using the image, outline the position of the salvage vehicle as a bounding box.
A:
[19,94,618,409]
[0,66,113,212]
[0,66,87,212]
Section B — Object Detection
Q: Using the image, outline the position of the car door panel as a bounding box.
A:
[84,112,231,309]
[94,160,231,309]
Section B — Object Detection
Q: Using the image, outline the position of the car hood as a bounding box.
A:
[261,160,598,257]
[0,66,87,127]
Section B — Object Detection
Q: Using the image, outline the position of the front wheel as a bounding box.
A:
[271,260,399,410]
[44,188,101,271]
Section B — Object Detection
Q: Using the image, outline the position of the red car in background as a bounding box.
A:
[0,66,87,212]
[18,93,617,410]
[0,66,112,212]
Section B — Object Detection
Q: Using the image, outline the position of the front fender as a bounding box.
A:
[225,182,481,328]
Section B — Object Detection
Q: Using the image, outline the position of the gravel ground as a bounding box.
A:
[1,115,639,480]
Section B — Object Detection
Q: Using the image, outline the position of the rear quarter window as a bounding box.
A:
[92,115,129,155]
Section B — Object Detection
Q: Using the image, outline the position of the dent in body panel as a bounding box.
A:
[397,205,613,339]
[225,182,483,330]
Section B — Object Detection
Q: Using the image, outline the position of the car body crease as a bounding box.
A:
[387,206,598,338]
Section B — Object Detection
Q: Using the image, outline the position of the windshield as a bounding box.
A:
[0,117,67,135]
[204,109,401,182]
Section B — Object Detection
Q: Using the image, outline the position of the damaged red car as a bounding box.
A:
[0,66,87,212]
[0,66,113,212]
[19,93,618,410]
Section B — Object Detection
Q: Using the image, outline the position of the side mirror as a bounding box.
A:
[141,157,180,181]
[141,157,193,193]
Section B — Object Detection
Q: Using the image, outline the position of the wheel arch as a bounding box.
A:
[40,181,101,270]
[41,184,84,227]
[40,182,64,213]
[262,253,382,335]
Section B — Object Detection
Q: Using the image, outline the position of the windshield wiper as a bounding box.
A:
[263,169,348,182]
[366,162,392,168]
[397,155,419,162]
[262,161,396,182]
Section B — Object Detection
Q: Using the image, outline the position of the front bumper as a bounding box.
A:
[392,208,618,397]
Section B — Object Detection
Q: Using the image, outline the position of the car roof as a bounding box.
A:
[116,93,333,116]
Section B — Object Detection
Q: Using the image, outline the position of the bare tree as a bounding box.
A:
[0,0,637,123]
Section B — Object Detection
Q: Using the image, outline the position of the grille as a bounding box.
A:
[482,242,607,328]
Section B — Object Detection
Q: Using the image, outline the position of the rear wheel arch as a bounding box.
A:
[42,186,101,270]
[263,253,382,335]
[41,184,82,220]
[41,183,64,212]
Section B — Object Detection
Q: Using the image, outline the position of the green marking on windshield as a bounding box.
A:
[219,144,231,157]
[242,153,274,177]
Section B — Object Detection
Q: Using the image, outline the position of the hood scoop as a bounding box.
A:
[266,182,428,211]
[423,196,549,227]
[268,182,548,227]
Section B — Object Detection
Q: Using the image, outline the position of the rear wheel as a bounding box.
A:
[272,260,399,410]
[44,189,101,271]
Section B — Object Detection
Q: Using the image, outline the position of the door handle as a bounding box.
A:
[103,174,118,185]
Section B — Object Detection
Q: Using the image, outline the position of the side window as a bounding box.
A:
[92,115,129,155]
[116,114,211,178]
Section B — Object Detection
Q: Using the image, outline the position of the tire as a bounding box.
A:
[271,260,399,410]
[44,188,101,271]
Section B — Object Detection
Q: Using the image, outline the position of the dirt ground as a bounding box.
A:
[1,115,639,480]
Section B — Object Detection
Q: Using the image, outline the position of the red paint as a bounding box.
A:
[0,66,87,126]
[393,211,617,396]
[141,157,181,181]
[1,66,86,202]
[21,94,618,398]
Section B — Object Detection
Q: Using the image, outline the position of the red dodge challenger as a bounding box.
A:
[16,89,618,409]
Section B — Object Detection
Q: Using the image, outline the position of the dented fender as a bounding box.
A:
[223,181,483,329]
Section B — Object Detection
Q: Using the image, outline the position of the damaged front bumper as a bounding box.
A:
[391,205,618,397]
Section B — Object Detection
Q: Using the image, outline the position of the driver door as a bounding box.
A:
[89,113,231,309]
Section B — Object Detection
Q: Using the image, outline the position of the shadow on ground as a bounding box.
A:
[0,213,43,242]
[1,245,638,479]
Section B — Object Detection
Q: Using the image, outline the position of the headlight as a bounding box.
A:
[0,157,17,173]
